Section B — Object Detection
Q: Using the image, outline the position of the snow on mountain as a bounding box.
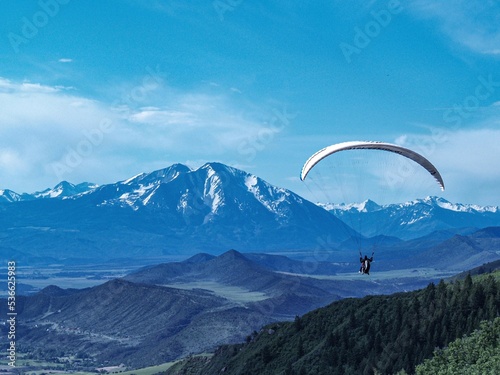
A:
[0,189,27,202]
[89,162,310,227]
[322,196,500,240]
[0,182,98,202]
[420,196,498,213]
[121,163,191,186]
[0,162,356,260]
[320,199,382,213]
[33,181,98,199]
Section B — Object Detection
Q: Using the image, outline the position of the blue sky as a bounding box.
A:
[0,0,499,205]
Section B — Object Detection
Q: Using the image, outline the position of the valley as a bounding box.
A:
[2,249,492,374]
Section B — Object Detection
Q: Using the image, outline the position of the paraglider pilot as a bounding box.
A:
[359,251,374,275]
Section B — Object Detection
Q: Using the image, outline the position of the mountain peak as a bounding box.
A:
[419,196,499,213]
[199,162,240,179]
[33,181,97,199]
[323,195,500,241]
[218,249,247,261]
[0,189,24,202]
[125,164,191,186]
[422,196,448,205]
[359,199,381,212]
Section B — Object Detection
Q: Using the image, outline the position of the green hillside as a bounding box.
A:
[165,271,500,375]
[416,316,500,374]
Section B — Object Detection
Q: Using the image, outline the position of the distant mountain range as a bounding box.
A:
[0,162,499,264]
[0,181,97,202]
[321,196,500,240]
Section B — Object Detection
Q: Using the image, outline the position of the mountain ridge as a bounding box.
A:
[0,162,498,263]
[0,162,357,261]
[322,195,500,240]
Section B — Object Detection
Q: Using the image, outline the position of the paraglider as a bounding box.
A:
[359,252,374,275]
[300,140,445,275]
[300,141,445,191]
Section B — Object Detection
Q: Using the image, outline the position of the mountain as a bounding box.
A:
[410,226,500,271]
[6,248,456,370]
[0,162,357,262]
[4,250,343,368]
[0,189,33,202]
[322,196,500,240]
[0,181,97,202]
[124,249,338,302]
[8,279,243,367]
[32,181,98,198]
[7,249,500,371]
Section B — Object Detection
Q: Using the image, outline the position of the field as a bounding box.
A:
[161,281,269,303]
[0,355,180,375]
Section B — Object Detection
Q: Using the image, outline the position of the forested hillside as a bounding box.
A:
[416,316,500,374]
[166,272,500,375]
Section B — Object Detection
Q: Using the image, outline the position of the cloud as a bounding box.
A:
[0,79,118,190]
[408,0,500,56]
[0,77,64,94]
[394,121,500,206]
[0,77,278,193]
[129,108,197,125]
[435,128,500,206]
[58,58,73,63]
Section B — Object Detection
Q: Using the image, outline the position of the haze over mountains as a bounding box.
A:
[0,162,499,265]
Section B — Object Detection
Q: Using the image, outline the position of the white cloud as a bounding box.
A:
[58,58,73,63]
[0,77,64,93]
[129,108,197,125]
[0,77,276,193]
[0,79,119,191]
[394,124,500,206]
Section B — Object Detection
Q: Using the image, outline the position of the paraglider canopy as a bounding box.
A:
[300,141,445,191]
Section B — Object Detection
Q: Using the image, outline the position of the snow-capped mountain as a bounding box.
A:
[0,189,27,202]
[0,162,356,261]
[0,181,97,202]
[321,196,500,240]
[89,162,317,224]
[33,181,98,199]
